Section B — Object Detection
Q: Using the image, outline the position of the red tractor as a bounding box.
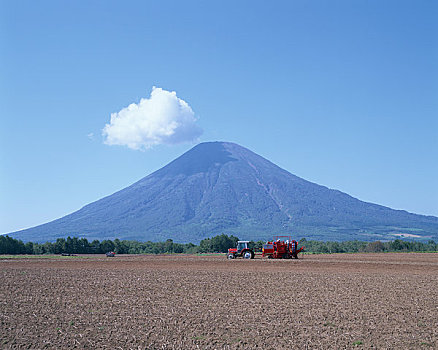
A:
[262,236,305,259]
[227,241,255,259]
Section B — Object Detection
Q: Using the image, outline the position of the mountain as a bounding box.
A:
[10,141,438,243]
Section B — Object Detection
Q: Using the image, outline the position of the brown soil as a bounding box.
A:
[1,253,437,349]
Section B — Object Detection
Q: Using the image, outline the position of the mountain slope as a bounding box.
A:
[11,142,438,242]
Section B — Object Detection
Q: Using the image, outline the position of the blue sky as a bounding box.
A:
[1,0,437,234]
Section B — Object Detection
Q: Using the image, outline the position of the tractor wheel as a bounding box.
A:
[227,253,235,259]
[243,250,254,259]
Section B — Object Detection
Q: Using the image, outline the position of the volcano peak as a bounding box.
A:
[10,142,438,243]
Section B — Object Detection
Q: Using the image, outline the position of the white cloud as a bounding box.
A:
[102,87,202,150]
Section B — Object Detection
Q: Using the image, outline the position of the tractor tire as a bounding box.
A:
[243,250,254,259]
[227,253,235,259]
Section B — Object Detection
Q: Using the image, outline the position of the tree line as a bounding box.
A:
[0,234,436,255]
[298,238,437,254]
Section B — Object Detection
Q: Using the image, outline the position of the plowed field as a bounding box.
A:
[1,253,437,349]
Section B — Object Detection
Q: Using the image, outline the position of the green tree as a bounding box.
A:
[0,235,26,254]
[90,240,101,253]
[33,243,44,255]
[164,239,174,253]
[100,240,115,253]
[54,238,66,254]
[24,241,34,254]
[427,240,437,251]
[364,241,384,253]
[79,238,91,253]
[114,239,129,254]
[199,238,212,253]
[200,234,239,253]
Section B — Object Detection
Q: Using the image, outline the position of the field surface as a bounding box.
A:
[1,253,438,349]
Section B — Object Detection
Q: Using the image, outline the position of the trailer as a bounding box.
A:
[262,236,304,259]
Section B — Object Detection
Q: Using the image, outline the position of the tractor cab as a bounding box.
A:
[227,240,254,259]
[236,241,249,253]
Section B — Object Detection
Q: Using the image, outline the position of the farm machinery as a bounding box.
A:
[262,236,304,259]
[227,241,255,259]
[227,236,304,259]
